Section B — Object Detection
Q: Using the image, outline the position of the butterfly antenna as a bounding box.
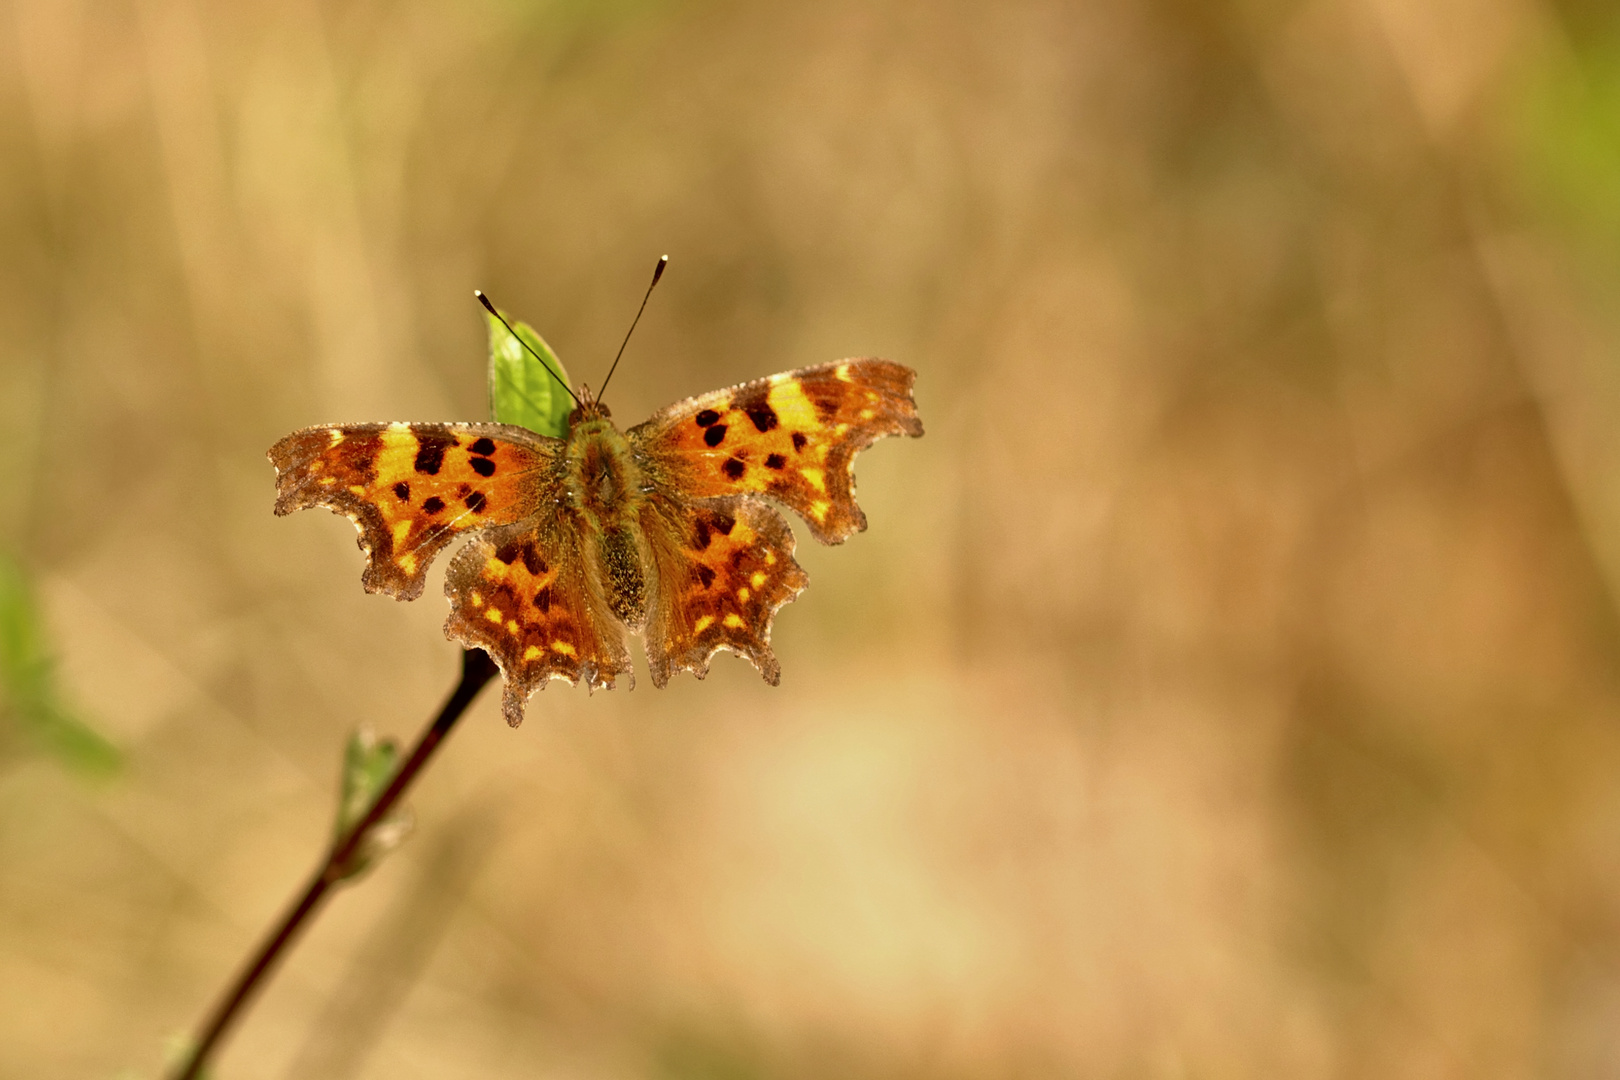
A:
[475,290,584,408]
[596,254,667,404]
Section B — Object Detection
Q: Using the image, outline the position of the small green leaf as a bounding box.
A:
[486,308,573,438]
[0,553,119,775]
[332,726,413,881]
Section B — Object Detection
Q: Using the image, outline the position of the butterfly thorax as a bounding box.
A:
[564,414,651,628]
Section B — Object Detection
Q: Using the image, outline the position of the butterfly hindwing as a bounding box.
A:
[443,518,632,726]
[269,422,561,600]
[640,494,809,687]
[628,359,923,544]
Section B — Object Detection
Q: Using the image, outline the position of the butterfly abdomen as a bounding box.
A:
[600,525,648,626]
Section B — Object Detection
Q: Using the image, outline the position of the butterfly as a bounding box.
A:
[268,277,922,727]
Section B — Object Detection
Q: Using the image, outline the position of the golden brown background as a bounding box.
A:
[6,0,1620,1076]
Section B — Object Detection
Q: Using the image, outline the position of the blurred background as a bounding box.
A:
[6,0,1620,1076]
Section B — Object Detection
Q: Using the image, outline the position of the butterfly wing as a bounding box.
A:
[269,421,561,600]
[637,493,809,687]
[443,517,632,725]
[628,359,919,686]
[627,359,923,544]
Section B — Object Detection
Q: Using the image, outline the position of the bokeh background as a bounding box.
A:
[6,0,1620,1076]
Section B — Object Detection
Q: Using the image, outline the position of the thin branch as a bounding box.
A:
[169,648,499,1080]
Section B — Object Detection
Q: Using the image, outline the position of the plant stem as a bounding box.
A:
[169,648,499,1080]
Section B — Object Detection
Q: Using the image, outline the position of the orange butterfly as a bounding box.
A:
[268,276,922,726]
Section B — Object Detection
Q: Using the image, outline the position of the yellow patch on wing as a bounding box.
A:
[485,607,504,624]
[766,379,822,432]
[397,553,417,575]
[694,614,714,634]
[800,467,826,493]
[524,645,541,661]
[751,571,766,588]
[551,641,576,656]
[723,613,745,629]
[375,423,428,487]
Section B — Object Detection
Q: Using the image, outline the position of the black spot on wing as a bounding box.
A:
[465,491,487,513]
[696,564,716,588]
[695,409,721,428]
[422,496,445,515]
[704,424,727,448]
[521,545,546,576]
[693,518,712,551]
[722,458,746,480]
[765,453,785,470]
[746,406,778,432]
[495,541,522,565]
[414,433,455,475]
[470,456,496,477]
[394,481,411,500]
[470,437,496,456]
[534,587,552,613]
[711,511,736,537]
[792,432,808,452]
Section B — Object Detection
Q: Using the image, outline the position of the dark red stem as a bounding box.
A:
[169,648,498,1080]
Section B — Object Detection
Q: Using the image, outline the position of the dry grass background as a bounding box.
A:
[6,0,1620,1076]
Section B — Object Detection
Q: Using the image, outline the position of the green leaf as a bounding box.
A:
[486,308,573,438]
[0,553,119,775]
[332,726,413,881]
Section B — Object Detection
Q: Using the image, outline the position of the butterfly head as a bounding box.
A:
[569,382,612,425]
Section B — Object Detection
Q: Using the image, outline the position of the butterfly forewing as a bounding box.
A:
[628,359,924,544]
[269,421,562,600]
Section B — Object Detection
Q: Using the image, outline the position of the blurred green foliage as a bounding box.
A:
[654,1028,765,1080]
[0,552,118,775]
[1511,21,1620,250]
[486,308,574,439]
